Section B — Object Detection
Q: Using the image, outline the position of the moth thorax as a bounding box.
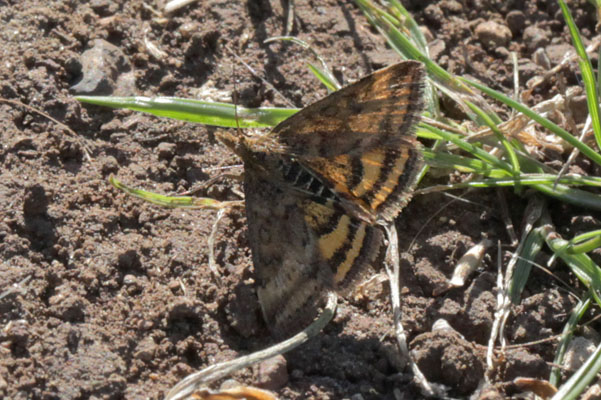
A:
[215,130,254,161]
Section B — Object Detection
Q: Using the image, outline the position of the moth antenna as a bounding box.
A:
[233,59,242,138]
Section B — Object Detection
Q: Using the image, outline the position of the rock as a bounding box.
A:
[429,39,446,61]
[134,336,157,362]
[582,384,601,400]
[495,46,510,58]
[533,48,551,69]
[475,21,512,50]
[567,86,589,124]
[545,43,574,65]
[70,39,135,96]
[256,355,288,391]
[439,0,462,13]
[419,25,434,43]
[504,349,548,381]
[89,0,118,16]
[424,4,444,26]
[523,26,550,52]
[157,142,176,160]
[518,58,542,83]
[100,155,119,175]
[564,337,595,371]
[506,10,526,34]
[48,283,87,322]
[179,22,201,39]
[117,249,141,271]
[4,320,29,348]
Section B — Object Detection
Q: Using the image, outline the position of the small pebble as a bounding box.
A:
[475,21,512,49]
[523,26,550,51]
[256,355,288,391]
[157,142,176,160]
[545,43,573,65]
[134,336,157,362]
[101,155,119,175]
[506,10,526,34]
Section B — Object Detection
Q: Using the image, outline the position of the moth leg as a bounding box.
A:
[181,167,245,197]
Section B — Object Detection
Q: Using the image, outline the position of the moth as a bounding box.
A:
[217,61,426,336]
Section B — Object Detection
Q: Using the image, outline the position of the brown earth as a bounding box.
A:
[0,0,599,399]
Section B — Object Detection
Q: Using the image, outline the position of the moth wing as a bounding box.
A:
[244,169,382,337]
[270,61,425,157]
[267,61,426,222]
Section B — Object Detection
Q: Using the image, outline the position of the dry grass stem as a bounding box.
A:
[383,224,448,398]
[207,208,226,283]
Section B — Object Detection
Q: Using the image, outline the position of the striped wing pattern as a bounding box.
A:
[228,61,425,335]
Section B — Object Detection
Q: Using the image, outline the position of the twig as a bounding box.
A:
[0,275,32,301]
[164,0,199,14]
[555,115,592,188]
[486,241,505,382]
[383,223,448,398]
[497,189,518,246]
[510,51,519,120]
[165,291,338,400]
[527,37,601,91]
[285,0,295,35]
[207,208,226,283]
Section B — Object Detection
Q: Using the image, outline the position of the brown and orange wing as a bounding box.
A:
[266,61,426,222]
[244,169,382,337]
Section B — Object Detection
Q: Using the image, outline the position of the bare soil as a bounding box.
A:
[0,0,599,399]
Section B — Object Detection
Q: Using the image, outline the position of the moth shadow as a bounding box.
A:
[284,329,405,398]
[221,276,412,398]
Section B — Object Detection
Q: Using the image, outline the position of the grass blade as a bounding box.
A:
[109,175,240,209]
[558,0,601,149]
[76,96,298,128]
[550,296,591,386]
[551,341,601,400]
[461,78,601,167]
[508,226,544,303]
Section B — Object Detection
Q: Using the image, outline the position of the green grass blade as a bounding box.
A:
[461,78,601,167]
[542,221,601,306]
[421,149,505,176]
[419,176,601,210]
[420,123,513,172]
[307,62,341,92]
[550,296,591,386]
[464,100,520,175]
[509,226,545,303]
[419,174,601,188]
[383,0,429,55]
[558,0,601,149]
[568,230,601,254]
[76,96,299,128]
[109,175,237,209]
[598,46,601,100]
[552,341,601,400]
[533,183,601,211]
